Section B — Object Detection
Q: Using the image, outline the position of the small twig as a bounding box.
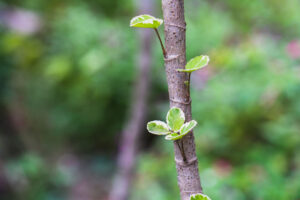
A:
[176,140,187,162]
[187,72,191,99]
[154,28,167,57]
[188,73,191,89]
[176,140,184,159]
[181,140,187,162]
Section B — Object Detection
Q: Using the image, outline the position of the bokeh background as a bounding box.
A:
[1,0,300,199]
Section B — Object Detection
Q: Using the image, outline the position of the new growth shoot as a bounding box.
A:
[130,14,166,57]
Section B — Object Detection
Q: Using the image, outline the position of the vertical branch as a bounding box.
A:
[108,1,153,200]
[161,0,202,199]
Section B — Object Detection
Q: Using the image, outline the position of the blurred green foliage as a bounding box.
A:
[0,0,300,199]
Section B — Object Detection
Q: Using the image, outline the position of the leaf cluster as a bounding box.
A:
[147,107,197,141]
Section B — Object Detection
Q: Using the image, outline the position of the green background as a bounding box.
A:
[0,0,300,199]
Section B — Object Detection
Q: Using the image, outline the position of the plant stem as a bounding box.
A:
[176,140,183,157]
[162,0,202,199]
[154,28,167,57]
[180,140,187,162]
[188,72,191,98]
[176,140,187,162]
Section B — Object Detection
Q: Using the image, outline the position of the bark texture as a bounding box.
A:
[161,0,202,199]
[109,1,153,199]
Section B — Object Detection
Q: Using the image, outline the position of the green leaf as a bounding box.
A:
[147,120,170,135]
[165,120,197,141]
[166,107,185,132]
[165,132,184,141]
[180,120,197,136]
[177,55,209,73]
[190,193,212,200]
[130,14,163,29]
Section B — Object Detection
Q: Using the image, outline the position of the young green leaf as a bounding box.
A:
[177,55,209,73]
[190,193,212,200]
[180,120,197,136]
[166,107,185,132]
[165,132,184,141]
[147,120,170,135]
[130,14,163,29]
[165,120,197,140]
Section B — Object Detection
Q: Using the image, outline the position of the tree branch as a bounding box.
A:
[161,0,202,199]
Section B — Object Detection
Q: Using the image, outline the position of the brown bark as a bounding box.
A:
[161,0,202,199]
[108,1,153,199]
